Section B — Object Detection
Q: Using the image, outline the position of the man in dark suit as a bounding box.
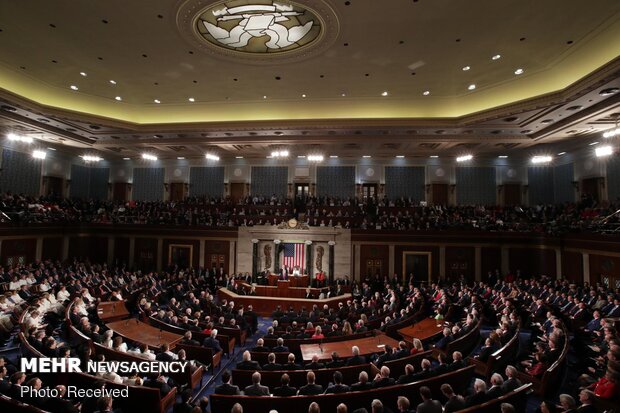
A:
[450,351,466,371]
[236,350,261,370]
[372,366,395,388]
[434,327,453,351]
[394,341,410,359]
[412,359,433,381]
[486,373,505,400]
[433,353,450,376]
[272,337,289,353]
[273,373,297,396]
[262,353,282,371]
[323,371,350,394]
[297,371,324,395]
[577,389,598,413]
[202,329,222,353]
[465,379,488,407]
[326,352,345,368]
[283,353,302,370]
[144,375,173,396]
[397,364,416,384]
[350,371,373,391]
[181,331,201,346]
[441,384,466,413]
[415,386,443,413]
[243,372,270,396]
[214,370,240,395]
[346,346,366,366]
[501,366,522,393]
[374,345,394,368]
[305,355,324,370]
[251,338,270,352]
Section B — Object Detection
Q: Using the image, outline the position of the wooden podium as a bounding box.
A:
[268,274,310,288]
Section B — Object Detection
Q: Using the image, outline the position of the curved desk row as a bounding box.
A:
[217,287,352,316]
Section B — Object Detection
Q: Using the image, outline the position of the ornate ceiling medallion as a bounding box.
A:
[176,0,339,64]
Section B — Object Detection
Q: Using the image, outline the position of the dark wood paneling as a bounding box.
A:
[503,184,521,206]
[562,251,583,283]
[205,240,230,274]
[134,238,158,271]
[113,183,129,202]
[445,246,474,282]
[163,239,200,269]
[360,245,390,278]
[481,247,501,281]
[508,248,556,278]
[68,237,108,263]
[394,245,440,282]
[42,237,63,261]
[0,238,37,266]
[114,237,130,267]
[588,254,620,285]
[431,184,448,205]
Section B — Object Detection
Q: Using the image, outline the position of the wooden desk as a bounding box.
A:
[299,334,400,362]
[268,274,310,287]
[218,288,351,316]
[106,319,182,349]
[97,301,130,322]
[397,318,445,343]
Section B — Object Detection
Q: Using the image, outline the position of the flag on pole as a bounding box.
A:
[282,243,305,271]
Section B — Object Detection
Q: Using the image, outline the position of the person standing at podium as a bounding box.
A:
[280,266,289,280]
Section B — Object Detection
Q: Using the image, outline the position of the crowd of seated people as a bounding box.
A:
[1,191,617,233]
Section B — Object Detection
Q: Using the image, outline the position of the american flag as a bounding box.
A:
[282,243,305,271]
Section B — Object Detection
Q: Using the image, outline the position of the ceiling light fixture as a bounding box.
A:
[492,54,501,60]
[531,155,552,164]
[329,155,338,158]
[70,85,78,91]
[142,153,157,161]
[363,155,371,158]
[423,91,430,96]
[114,96,122,101]
[302,94,306,98]
[297,155,306,158]
[154,99,161,104]
[341,93,346,97]
[123,157,131,160]
[263,95,267,99]
[557,152,566,156]
[188,97,195,102]
[307,155,324,162]
[47,147,56,151]
[177,157,185,160]
[109,80,116,84]
[498,155,508,158]
[462,66,470,71]
[603,127,620,138]
[514,68,524,75]
[205,153,220,161]
[7,133,34,143]
[468,84,476,90]
[589,141,599,146]
[81,155,103,162]
[271,150,289,158]
[595,146,613,157]
[79,72,87,77]
[396,155,405,158]
[456,154,473,162]
[430,155,439,158]
[32,150,46,160]
[235,156,244,159]
[381,91,389,96]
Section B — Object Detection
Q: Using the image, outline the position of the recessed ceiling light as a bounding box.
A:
[381,91,388,96]
[47,147,56,151]
[188,97,195,102]
[589,141,599,146]
[266,155,273,158]
[81,155,103,162]
[531,155,552,164]
[498,155,508,158]
[595,146,613,157]
[423,91,430,96]
[468,84,476,90]
[154,99,161,104]
[142,153,157,161]
[307,155,324,162]
[396,155,405,158]
[492,54,501,60]
[363,155,371,158]
[235,156,244,159]
[330,155,338,158]
[302,94,306,98]
[32,150,46,160]
[341,93,346,97]
[297,155,306,158]
[109,80,116,84]
[430,155,439,158]
[79,72,87,77]
[114,96,122,101]
[177,157,185,160]
[123,157,130,160]
[263,95,267,99]
[514,68,524,75]
[205,153,220,161]
[557,152,566,156]
[70,85,78,90]
[456,154,473,162]
[462,66,470,71]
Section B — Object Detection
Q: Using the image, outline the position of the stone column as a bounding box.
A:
[328,241,336,284]
[199,240,205,269]
[305,240,313,277]
[353,243,361,281]
[274,240,281,274]
[251,239,259,277]
[229,241,236,275]
[582,253,590,284]
[388,245,395,277]
[35,238,43,261]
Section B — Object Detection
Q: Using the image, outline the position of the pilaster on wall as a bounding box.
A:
[199,240,205,268]
[501,246,510,275]
[582,253,590,283]
[555,248,562,279]
[354,244,361,281]
[35,238,43,262]
[128,238,135,268]
[388,245,395,276]
[156,238,163,272]
[107,237,115,266]
[229,241,236,275]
